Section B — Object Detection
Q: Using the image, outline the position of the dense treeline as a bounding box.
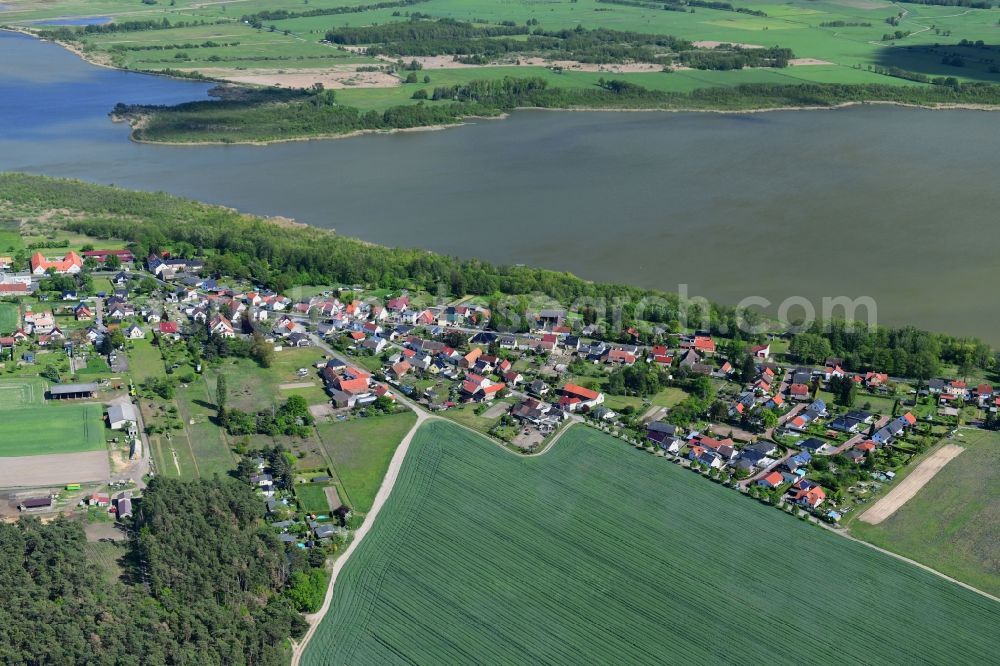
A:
[325,21,690,63]
[36,17,221,41]
[597,0,768,15]
[679,46,793,70]
[790,321,992,375]
[324,18,530,46]
[242,0,429,27]
[896,0,991,6]
[0,478,306,665]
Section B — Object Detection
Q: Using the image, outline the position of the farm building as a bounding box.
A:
[47,382,98,400]
[107,403,138,430]
[19,496,52,511]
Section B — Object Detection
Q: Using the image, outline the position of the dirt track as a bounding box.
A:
[859,444,964,525]
[0,450,110,488]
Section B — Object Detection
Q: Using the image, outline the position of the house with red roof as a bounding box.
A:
[693,336,716,354]
[757,471,785,489]
[390,360,411,380]
[158,321,181,341]
[751,344,770,359]
[31,251,83,275]
[792,484,827,509]
[0,283,29,296]
[558,383,604,412]
[460,347,482,369]
[789,383,810,401]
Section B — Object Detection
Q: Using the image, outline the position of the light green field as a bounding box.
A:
[302,421,1000,665]
[8,0,1000,111]
[314,410,417,514]
[0,302,19,334]
[0,402,105,457]
[851,429,1000,597]
[0,377,45,408]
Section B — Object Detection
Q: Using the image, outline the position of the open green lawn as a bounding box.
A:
[0,403,105,457]
[126,337,164,382]
[0,302,18,334]
[0,378,44,408]
[314,410,416,514]
[206,347,327,413]
[303,421,1000,665]
[296,483,334,515]
[851,428,1000,597]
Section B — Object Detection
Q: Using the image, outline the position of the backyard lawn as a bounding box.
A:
[314,411,416,514]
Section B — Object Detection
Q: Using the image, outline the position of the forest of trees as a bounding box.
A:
[0,478,307,665]
[678,46,793,70]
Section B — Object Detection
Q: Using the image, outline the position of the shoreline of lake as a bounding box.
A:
[8,27,1000,148]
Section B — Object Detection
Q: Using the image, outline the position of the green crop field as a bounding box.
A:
[303,421,1000,665]
[851,429,1000,597]
[0,302,19,335]
[0,403,105,457]
[314,411,416,514]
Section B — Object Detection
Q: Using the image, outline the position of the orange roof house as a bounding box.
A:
[31,251,83,275]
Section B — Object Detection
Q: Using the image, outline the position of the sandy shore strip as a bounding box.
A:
[859,443,964,525]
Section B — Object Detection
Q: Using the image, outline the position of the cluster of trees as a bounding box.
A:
[241,0,428,28]
[326,20,693,64]
[790,321,992,379]
[679,46,793,70]
[236,445,296,489]
[607,361,671,396]
[596,0,768,16]
[37,17,221,40]
[829,375,859,407]
[0,478,306,664]
[819,20,872,27]
[897,0,991,7]
[222,394,315,437]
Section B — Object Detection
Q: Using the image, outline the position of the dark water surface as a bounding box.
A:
[2,30,999,342]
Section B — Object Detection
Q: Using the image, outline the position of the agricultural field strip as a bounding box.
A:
[301,421,1000,665]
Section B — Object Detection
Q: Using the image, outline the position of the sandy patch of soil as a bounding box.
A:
[193,67,399,89]
[0,450,110,489]
[308,403,336,419]
[859,444,964,525]
[789,58,833,66]
[692,40,764,49]
[280,382,316,390]
[324,485,342,510]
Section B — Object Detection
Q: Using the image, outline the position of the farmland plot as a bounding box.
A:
[303,421,1000,665]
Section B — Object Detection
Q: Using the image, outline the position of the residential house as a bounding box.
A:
[31,251,83,275]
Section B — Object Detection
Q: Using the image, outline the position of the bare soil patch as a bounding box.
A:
[0,450,110,488]
[789,58,834,66]
[193,67,399,89]
[280,381,316,390]
[860,444,965,525]
[324,485,342,510]
[692,41,764,49]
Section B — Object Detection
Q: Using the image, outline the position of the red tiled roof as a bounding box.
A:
[562,383,600,401]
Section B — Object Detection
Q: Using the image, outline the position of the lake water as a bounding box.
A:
[2,30,999,343]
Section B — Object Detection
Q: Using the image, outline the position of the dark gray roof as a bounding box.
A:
[49,382,98,396]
